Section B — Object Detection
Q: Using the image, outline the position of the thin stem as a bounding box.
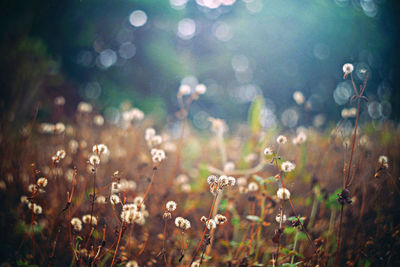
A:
[111,223,124,267]
[138,167,157,210]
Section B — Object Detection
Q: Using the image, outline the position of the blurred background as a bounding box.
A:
[1,0,399,131]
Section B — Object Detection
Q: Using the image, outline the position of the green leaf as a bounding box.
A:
[284,226,295,235]
[252,175,264,185]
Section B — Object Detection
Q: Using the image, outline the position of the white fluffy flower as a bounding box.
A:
[342,63,354,78]
[166,201,177,212]
[89,154,100,166]
[110,194,120,205]
[248,182,259,192]
[178,84,191,95]
[207,175,217,185]
[206,219,216,230]
[37,177,48,188]
[275,213,287,224]
[281,161,296,172]
[82,214,97,225]
[71,217,83,231]
[195,84,207,95]
[277,188,291,200]
[276,135,287,144]
[263,147,273,156]
[175,217,191,230]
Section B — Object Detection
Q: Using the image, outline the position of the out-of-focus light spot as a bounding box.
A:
[246,0,263,13]
[231,55,249,72]
[221,0,236,6]
[313,114,325,128]
[361,0,378,17]
[368,101,382,119]
[381,101,391,118]
[129,10,147,27]
[333,81,352,105]
[193,111,210,129]
[104,107,120,125]
[260,107,276,129]
[232,84,261,103]
[212,22,233,42]
[170,0,188,10]
[313,43,330,60]
[355,62,370,80]
[281,108,298,128]
[308,94,323,111]
[235,69,253,83]
[200,0,222,9]
[177,19,196,40]
[85,82,102,100]
[377,81,391,100]
[293,91,305,105]
[77,50,93,67]
[119,42,136,59]
[99,49,117,68]
[93,38,106,53]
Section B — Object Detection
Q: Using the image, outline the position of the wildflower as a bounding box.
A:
[214,214,227,225]
[166,201,177,212]
[264,147,273,156]
[20,195,29,205]
[110,194,120,205]
[28,184,37,193]
[163,212,172,220]
[111,182,121,194]
[218,175,229,186]
[195,84,207,95]
[71,217,83,231]
[145,128,156,140]
[228,176,236,186]
[121,204,143,224]
[92,144,108,155]
[275,213,287,224]
[293,91,305,105]
[178,84,191,96]
[276,135,287,144]
[69,140,79,154]
[200,216,207,223]
[82,214,97,225]
[37,177,48,187]
[293,132,307,145]
[206,219,216,230]
[56,149,66,160]
[342,63,354,79]
[248,182,259,192]
[277,188,291,200]
[378,155,389,169]
[175,217,191,231]
[151,148,166,163]
[134,196,144,206]
[89,154,100,166]
[126,260,139,267]
[281,161,296,172]
[96,195,106,204]
[207,175,217,185]
[33,204,42,214]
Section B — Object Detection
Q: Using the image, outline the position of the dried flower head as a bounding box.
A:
[275,213,287,224]
[89,155,100,166]
[207,175,217,185]
[228,176,236,186]
[264,147,273,156]
[214,214,227,225]
[71,217,83,231]
[276,135,287,144]
[342,63,354,79]
[166,201,177,212]
[281,161,296,172]
[248,182,259,192]
[82,214,97,225]
[206,219,217,230]
[277,188,291,200]
[175,217,191,231]
[92,144,108,155]
[110,194,120,205]
[37,177,48,188]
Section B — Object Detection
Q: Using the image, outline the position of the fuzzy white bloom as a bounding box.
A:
[151,149,166,163]
[95,195,107,204]
[145,128,156,141]
[263,147,273,156]
[55,122,66,134]
[218,175,229,186]
[20,195,29,205]
[77,102,93,113]
[56,149,66,159]
[277,188,291,200]
[92,144,108,155]
[37,177,48,188]
[82,214,97,225]
[134,196,144,206]
[178,84,191,95]
[276,135,287,144]
[175,217,191,230]
[89,154,100,166]
[71,217,83,231]
[175,174,189,185]
[28,184,37,193]
[33,204,42,214]
[227,176,236,186]
[120,179,137,191]
[69,140,79,154]
[275,213,287,224]
[342,63,354,78]
[195,84,207,95]
[121,204,143,224]
[110,194,120,205]
[206,219,216,230]
[207,175,217,185]
[214,214,227,225]
[378,155,388,165]
[293,91,305,105]
[281,161,296,172]
[166,201,177,212]
[126,260,139,267]
[111,182,121,194]
[200,216,208,223]
[248,182,259,192]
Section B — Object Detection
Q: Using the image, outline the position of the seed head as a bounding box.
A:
[277,188,291,200]
[71,217,83,231]
[275,213,287,224]
[342,63,354,78]
[263,147,273,156]
[37,177,48,188]
[214,214,227,225]
[248,182,259,192]
[276,135,287,144]
[206,219,216,230]
[207,175,217,185]
[82,214,97,225]
[110,194,120,205]
[89,155,100,166]
[281,161,296,172]
[166,201,177,212]
[175,217,191,231]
